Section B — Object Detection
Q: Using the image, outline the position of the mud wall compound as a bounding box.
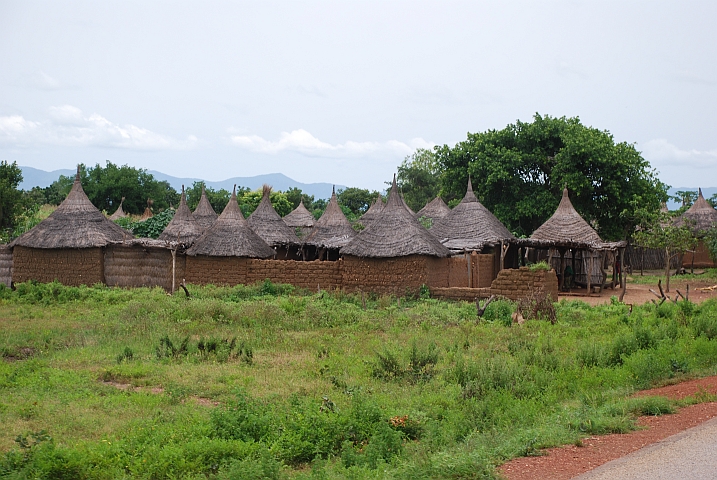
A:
[488,267,559,302]
[105,245,185,291]
[12,246,104,286]
[0,245,12,287]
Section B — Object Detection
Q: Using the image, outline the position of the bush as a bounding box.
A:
[481,299,514,326]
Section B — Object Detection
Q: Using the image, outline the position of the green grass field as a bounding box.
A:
[1,280,717,479]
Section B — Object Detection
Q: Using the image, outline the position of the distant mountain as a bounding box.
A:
[19,166,345,200]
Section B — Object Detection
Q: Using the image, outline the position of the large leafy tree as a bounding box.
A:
[337,187,380,217]
[0,160,23,230]
[435,114,668,240]
[397,148,442,212]
[185,181,238,213]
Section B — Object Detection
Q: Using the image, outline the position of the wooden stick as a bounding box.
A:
[476,295,496,318]
[649,289,663,299]
[658,279,665,298]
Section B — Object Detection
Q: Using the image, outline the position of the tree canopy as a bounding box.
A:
[435,114,668,240]
[397,148,442,212]
[0,161,23,230]
[185,182,238,213]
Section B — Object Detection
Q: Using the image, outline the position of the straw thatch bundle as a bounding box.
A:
[529,187,603,248]
[108,197,127,221]
[675,188,717,234]
[10,167,128,249]
[416,196,451,223]
[187,186,275,258]
[429,179,514,251]
[357,193,384,228]
[158,186,202,244]
[140,199,153,220]
[283,199,315,228]
[341,176,450,258]
[304,187,355,248]
[193,185,218,232]
[247,185,299,246]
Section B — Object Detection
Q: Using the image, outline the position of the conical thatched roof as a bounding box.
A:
[341,176,450,258]
[430,179,514,251]
[158,186,202,244]
[108,197,127,221]
[304,187,355,248]
[247,185,299,246]
[186,186,275,258]
[140,199,153,220]
[416,196,451,223]
[529,187,602,247]
[357,193,384,227]
[676,188,717,234]
[10,167,128,249]
[283,199,315,228]
[193,185,218,232]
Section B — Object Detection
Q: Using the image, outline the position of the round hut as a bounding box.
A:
[356,192,384,229]
[158,186,202,244]
[193,185,218,232]
[108,197,127,221]
[341,176,450,295]
[9,166,128,285]
[304,187,355,260]
[416,196,451,226]
[676,188,717,268]
[283,199,315,239]
[186,186,275,285]
[247,185,300,259]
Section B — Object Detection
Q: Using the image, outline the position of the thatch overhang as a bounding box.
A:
[416,196,451,223]
[158,186,203,244]
[429,178,515,252]
[341,176,450,258]
[283,199,315,228]
[675,188,717,235]
[527,187,604,249]
[186,186,275,258]
[10,167,128,249]
[247,185,300,247]
[356,193,384,228]
[304,187,355,248]
[193,185,218,232]
[108,197,127,221]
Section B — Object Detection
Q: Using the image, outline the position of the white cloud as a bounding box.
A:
[0,106,197,150]
[642,139,717,169]
[230,129,434,159]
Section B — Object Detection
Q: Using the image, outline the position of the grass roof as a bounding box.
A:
[158,186,203,244]
[247,185,299,246]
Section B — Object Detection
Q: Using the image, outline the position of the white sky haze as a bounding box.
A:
[0,1,715,191]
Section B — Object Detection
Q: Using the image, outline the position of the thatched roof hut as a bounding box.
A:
[193,185,218,232]
[247,185,299,247]
[10,167,128,249]
[304,187,355,248]
[357,193,384,227]
[186,186,275,258]
[341,176,450,258]
[429,178,514,251]
[283,199,315,228]
[158,186,202,244]
[416,196,451,224]
[676,188,717,235]
[529,187,602,248]
[108,197,127,221]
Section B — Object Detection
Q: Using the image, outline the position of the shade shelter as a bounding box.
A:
[10,166,129,285]
[356,193,384,228]
[304,187,355,260]
[193,185,218,232]
[416,196,451,225]
[108,197,127,221]
[676,188,717,268]
[158,186,202,244]
[283,199,315,239]
[247,185,300,258]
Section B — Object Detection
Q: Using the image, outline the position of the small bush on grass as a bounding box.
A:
[481,298,514,326]
[372,341,440,383]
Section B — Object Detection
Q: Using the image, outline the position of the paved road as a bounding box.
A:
[575,416,717,479]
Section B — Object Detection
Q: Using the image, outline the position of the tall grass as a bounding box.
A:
[1,281,717,478]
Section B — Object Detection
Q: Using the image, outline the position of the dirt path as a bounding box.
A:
[499,376,717,480]
[558,277,717,306]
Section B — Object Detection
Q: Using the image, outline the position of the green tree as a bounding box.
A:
[397,148,441,212]
[78,161,179,214]
[435,114,668,239]
[44,175,74,205]
[284,187,315,211]
[706,227,717,264]
[337,187,379,217]
[708,193,717,209]
[673,190,698,208]
[0,161,23,231]
[185,182,237,213]
[239,189,292,217]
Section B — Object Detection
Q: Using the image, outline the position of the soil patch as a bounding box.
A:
[499,375,717,480]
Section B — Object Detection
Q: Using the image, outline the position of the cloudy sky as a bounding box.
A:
[0,1,715,191]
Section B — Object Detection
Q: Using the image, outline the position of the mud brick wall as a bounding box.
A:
[430,287,491,302]
[105,245,185,291]
[185,256,250,286]
[342,255,446,296]
[12,246,104,286]
[0,245,12,287]
[448,253,495,288]
[688,240,716,269]
[448,256,470,287]
[489,267,559,302]
[246,259,342,290]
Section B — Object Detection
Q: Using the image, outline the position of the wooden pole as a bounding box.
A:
[171,249,176,294]
[586,250,592,296]
[559,248,566,291]
[465,250,472,288]
[619,247,627,302]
